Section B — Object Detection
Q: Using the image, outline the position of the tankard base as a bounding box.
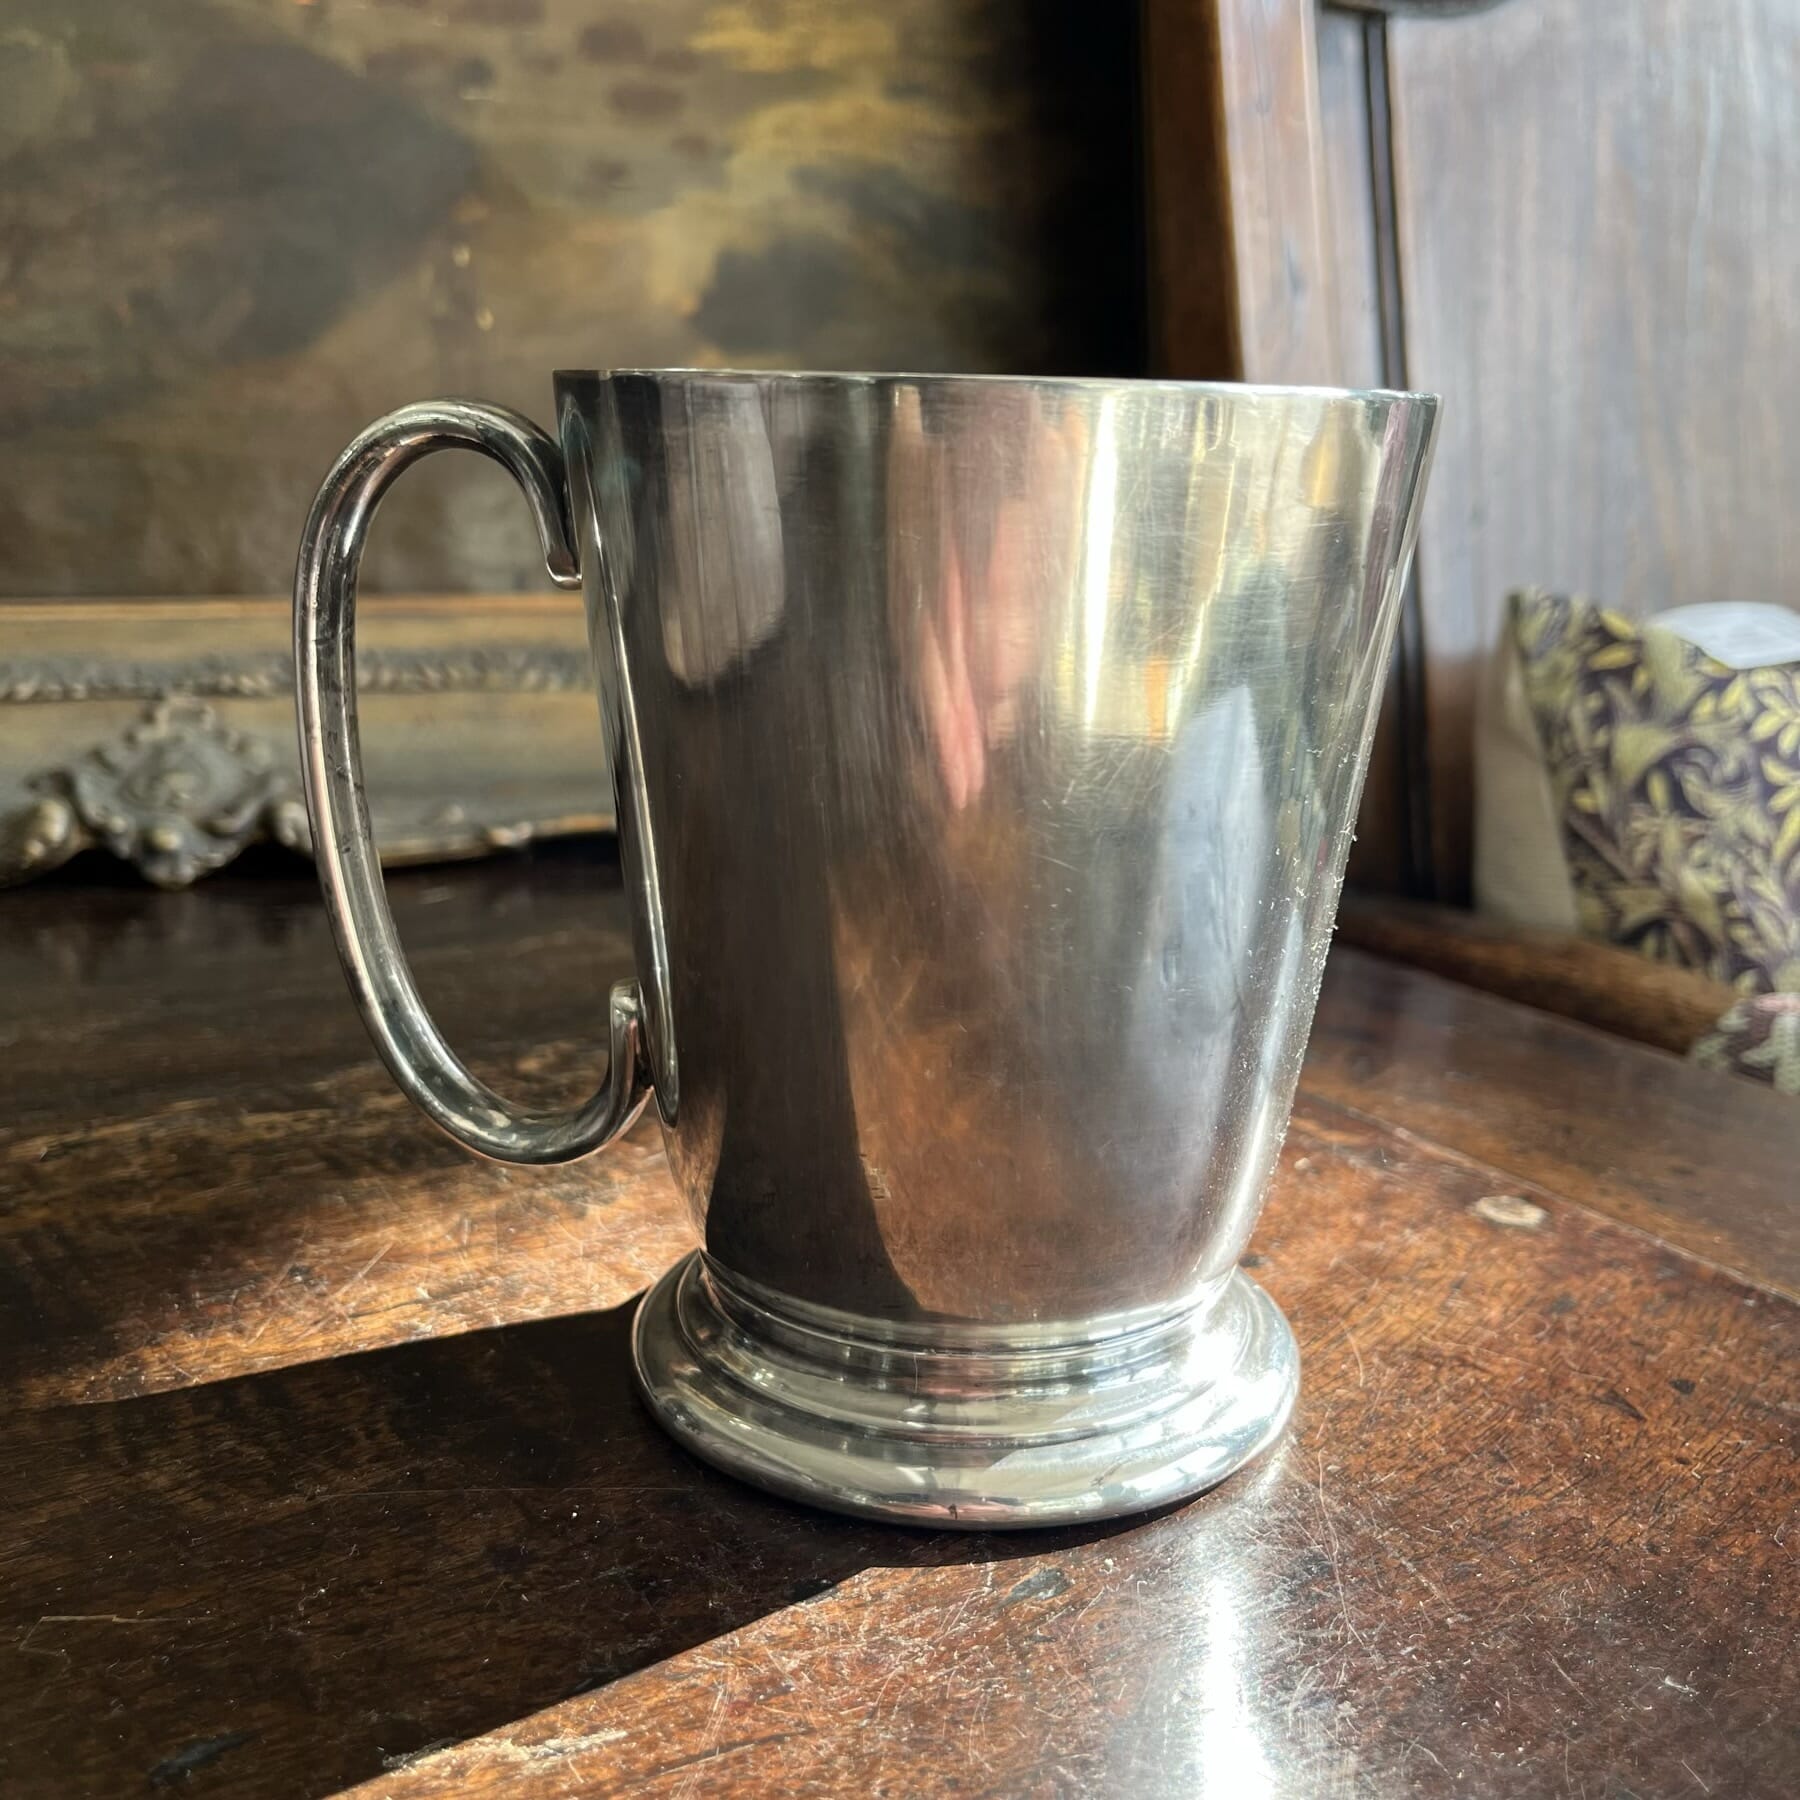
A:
[631,1251,1298,1529]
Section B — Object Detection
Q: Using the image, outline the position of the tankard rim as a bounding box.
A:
[555,366,1439,410]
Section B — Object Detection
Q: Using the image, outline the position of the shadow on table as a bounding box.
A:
[2,1297,1158,1800]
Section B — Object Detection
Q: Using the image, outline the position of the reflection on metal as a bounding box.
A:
[298,371,1438,1527]
[294,400,650,1169]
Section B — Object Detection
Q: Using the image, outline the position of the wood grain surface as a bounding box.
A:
[1313,6,1415,900]
[355,1100,1800,1800]
[1335,891,1740,1058]
[3,847,1797,1797]
[1305,943,1800,1308]
[1149,1,1800,898]
[1144,0,1341,388]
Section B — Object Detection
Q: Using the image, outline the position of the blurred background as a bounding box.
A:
[3,0,1797,1079]
[0,0,1141,597]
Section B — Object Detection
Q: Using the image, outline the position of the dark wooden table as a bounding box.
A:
[4,846,1796,1799]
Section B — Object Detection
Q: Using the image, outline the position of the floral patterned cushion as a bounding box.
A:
[1690,993,1800,1095]
[1510,590,1800,994]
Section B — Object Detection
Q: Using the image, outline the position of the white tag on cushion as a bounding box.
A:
[1653,602,1800,671]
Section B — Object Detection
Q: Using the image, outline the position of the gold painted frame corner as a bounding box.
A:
[0,595,612,888]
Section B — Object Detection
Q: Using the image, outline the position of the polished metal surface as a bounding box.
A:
[633,1249,1298,1528]
[296,372,1438,1526]
[294,401,650,1165]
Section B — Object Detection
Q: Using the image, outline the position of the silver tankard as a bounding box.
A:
[295,372,1437,1527]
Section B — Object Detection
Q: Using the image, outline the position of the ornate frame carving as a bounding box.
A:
[1,596,612,888]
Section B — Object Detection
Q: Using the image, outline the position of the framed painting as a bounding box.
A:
[1,0,1140,882]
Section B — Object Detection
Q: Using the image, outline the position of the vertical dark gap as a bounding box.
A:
[1009,3,1146,376]
[1363,13,1437,900]
[1114,0,1152,376]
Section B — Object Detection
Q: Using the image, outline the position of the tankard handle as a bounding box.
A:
[294,400,650,1164]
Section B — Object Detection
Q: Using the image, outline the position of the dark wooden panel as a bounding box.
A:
[1144,0,1341,387]
[1315,7,1417,892]
[1149,2,1423,891]
[0,0,1141,600]
[1141,0,1239,380]
[1313,12,1385,401]
[1384,0,1800,896]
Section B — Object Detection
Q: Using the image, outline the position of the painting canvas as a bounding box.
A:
[0,0,1140,599]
